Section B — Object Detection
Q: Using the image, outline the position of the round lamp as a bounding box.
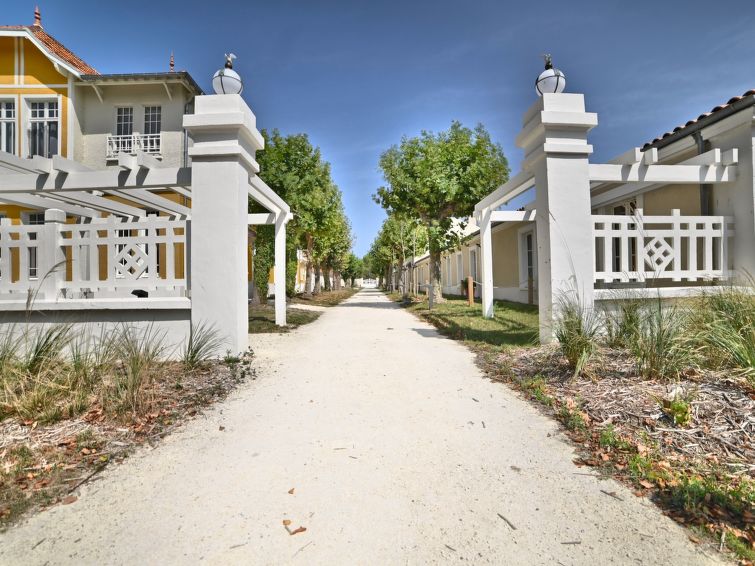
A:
[212,53,243,95]
[535,54,565,96]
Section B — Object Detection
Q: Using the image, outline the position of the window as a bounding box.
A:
[29,101,58,158]
[518,227,537,290]
[144,106,161,135]
[469,248,478,283]
[25,212,45,279]
[0,101,15,155]
[116,107,133,136]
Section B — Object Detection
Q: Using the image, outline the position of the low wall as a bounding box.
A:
[0,298,193,360]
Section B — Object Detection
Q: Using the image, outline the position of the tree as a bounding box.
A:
[341,253,363,287]
[374,121,509,305]
[254,129,345,297]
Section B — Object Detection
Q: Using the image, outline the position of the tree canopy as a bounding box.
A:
[373,121,508,301]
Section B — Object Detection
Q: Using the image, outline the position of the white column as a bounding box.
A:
[274,213,287,326]
[516,93,597,343]
[479,210,494,318]
[183,94,265,353]
[40,208,67,300]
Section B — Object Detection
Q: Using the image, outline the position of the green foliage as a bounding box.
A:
[603,299,642,348]
[22,324,74,374]
[521,376,553,406]
[253,129,354,296]
[554,293,601,377]
[599,424,633,451]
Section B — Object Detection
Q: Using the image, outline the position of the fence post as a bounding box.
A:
[183,94,265,353]
[39,209,66,301]
[517,93,597,343]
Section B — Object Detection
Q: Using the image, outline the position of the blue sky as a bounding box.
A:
[7,1,755,255]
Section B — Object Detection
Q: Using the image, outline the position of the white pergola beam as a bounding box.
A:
[52,155,92,173]
[591,148,739,208]
[248,213,275,225]
[489,209,536,222]
[51,191,144,217]
[0,192,98,217]
[107,188,190,217]
[474,169,535,213]
[588,163,735,184]
[0,167,191,193]
[248,175,291,215]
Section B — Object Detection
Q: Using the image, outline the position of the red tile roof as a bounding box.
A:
[0,25,99,75]
[643,89,755,150]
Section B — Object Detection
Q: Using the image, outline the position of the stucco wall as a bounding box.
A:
[75,84,189,168]
[642,184,701,215]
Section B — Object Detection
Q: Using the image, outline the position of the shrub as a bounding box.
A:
[603,299,642,348]
[21,324,74,374]
[692,286,755,380]
[554,292,601,377]
[182,322,225,369]
[631,299,690,380]
[105,325,166,415]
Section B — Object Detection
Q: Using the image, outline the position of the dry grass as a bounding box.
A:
[291,287,359,307]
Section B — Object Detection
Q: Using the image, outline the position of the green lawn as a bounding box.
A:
[389,293,539,348]
[248,304,321,333]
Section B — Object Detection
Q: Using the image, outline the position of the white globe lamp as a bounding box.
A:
[535,54,566,96]
[212,53,243,95]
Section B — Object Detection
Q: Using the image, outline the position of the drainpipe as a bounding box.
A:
[692,131,712,215]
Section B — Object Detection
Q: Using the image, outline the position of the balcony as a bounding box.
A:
[106,133,161,159]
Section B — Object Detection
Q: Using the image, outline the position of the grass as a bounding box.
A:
[388,292,538,349]
[248,304,321,333]
[291,287,359,307]
[554,292,601,377]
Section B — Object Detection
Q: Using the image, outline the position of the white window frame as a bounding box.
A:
[456,252,463,283]
[143,105,161,135]
[469,248,478,283]
[0,99,17,156]
[518,225,537,290]
[115,106,134,137]
[22,95,62,159]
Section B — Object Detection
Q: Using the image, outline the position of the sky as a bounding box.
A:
[6,1,755,255]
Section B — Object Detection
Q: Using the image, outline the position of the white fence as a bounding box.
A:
[0,215,188,300]
[593,209,735,285]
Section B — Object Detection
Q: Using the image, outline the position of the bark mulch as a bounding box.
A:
[0,353,253,529]
[477,345,755,563]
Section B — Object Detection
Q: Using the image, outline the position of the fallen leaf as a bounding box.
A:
[62,495,77,505]
[219,426,225,431]
[639,480,654,489]
[288,488,295,495]
[290,526,307,536]
[282,519,291,526]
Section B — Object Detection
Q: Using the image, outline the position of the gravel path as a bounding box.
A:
[0,289,723,565]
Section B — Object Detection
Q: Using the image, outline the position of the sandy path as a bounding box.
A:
[1,289,722,565]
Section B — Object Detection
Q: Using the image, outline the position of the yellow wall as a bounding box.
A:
[643,184,701,216]
[0,37,15,84]
[491,224,522,288]
[0,36,70,157]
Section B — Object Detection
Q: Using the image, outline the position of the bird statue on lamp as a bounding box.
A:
[212,53,244,95]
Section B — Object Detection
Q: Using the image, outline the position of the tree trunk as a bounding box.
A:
[248,228,262,305]
[304,260,313,296]
[334,271,341,290]
[324,266,332,291]
[314,264,322,294]
[428,244,444,308]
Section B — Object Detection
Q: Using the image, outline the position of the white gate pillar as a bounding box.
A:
[183,94,265,353]
[517,93,597,343]
[479,209,494,318]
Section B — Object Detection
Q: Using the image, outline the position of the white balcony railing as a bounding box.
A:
[593,209,735,285]
[106,133,161,158]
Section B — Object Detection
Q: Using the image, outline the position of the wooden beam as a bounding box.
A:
[51,191,144,217]
[52,155,92,173]
[248,175,290,215]
[107,188,190,217]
